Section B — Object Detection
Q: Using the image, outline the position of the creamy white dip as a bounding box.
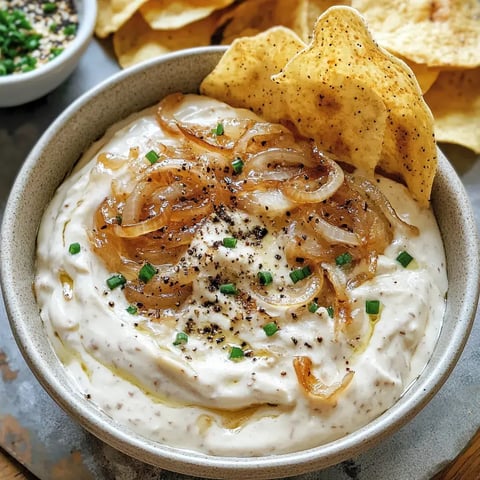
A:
[35,95,447,456]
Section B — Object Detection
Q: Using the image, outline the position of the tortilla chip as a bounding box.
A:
[424,68,480,154]
[202,6,437,205]
[114,12,220,68]
[306,0,351,37]
[201,27,306,121]
[351,0,480,68]
[140,0,235,31]
[400,57,440,94]
[96,0,149,38]
[212,0,310,44]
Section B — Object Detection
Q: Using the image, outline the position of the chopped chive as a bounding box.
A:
[222,237,237,248]
[173,332,188,346]
[106,274,126,290]
[68,242,81,255]
[145,150,159,164]
[212,123,224,136]
[220,283,237,295]
[290,265,312,283]
[229,346,244,360]
[257,271,273,286]
[263,322,278,336]
[126,305,137,315]
[231,157,244,174]
[396,250,414,268]
[50,47,64,59]
[308,301,319,313]
[301,265,311,277]
[138,263,157,283]
[335,252,353,266]
[42,3,57,13]
[326,306,334,318]
[26,35,40,51]
[49,22,57,32]
[366,300,380,315]
[63,24,77,36]
[116,215,122,225]
[289,269,303,283]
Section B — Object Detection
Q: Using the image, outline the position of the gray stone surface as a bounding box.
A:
[0,38,479,479]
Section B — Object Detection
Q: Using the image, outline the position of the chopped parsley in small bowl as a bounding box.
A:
[0,0,96,107]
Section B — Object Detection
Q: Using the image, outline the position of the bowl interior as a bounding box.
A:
[1,47,479,479]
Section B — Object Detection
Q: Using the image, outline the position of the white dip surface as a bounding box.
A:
[35,95,447,456]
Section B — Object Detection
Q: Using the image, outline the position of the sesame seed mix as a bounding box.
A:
[0,0,78,74]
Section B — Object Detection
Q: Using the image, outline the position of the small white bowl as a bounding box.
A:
[0,0,96,107]
[1,48,479,478]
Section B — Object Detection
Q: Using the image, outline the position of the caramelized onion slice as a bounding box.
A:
[125,283,193,312]
[310,215,361,246]
[293,356,354,404]
[235,122,294,154]
[346,174,419,235]
[282,156,344,203]
[114,202,172,238]
[243,148,312,182]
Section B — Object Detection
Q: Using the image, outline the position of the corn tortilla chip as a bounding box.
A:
[351,0,480,68]
[400,57,440,94]
[114,12,220,68]
[201,27,306,121]
[424,68,480,154]
[96,0,149,38]
[306,0,351,37]
[140,0,235,31]
[212,0,310,44]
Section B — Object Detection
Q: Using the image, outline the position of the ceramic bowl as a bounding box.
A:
[0,0,96,107]
[1,47,479,479]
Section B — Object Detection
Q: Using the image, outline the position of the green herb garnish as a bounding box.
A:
[219,283,237,295]
[335,252,353,266]
[263,322,278,336]
[0,9,43,75]
[365,300,380,315]
[50,47,64,59]
[173,332,188,346]
[222,237,237,248]
[308,302,319,313]
[231,157,244,174]
[145,150,159,164]
[289,265,312,283]
[138,263,157,283]
[213,123,224,136]
[257,271,273,286]
[63,24,77,36]
[126,305,137,315]
[229,346,244,360]
[106,274,126,290]
[396,250,414,268]
[68,242,80,255]
[42,3,57,13]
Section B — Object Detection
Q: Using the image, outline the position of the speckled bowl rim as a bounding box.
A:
[1,47,479,479]
[0,0,97,87]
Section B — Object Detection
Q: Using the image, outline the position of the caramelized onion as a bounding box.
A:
[282,155,344,204]
[346,174,419,236]
[310,215,360,246]
[235,122,294,154]
[293,356,354,404]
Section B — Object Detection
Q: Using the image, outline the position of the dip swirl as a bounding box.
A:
[35,94,447,456]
